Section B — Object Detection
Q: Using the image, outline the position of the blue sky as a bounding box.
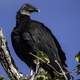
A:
[0,0,80,79]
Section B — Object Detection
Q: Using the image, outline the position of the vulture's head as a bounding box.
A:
[19,4,40,16]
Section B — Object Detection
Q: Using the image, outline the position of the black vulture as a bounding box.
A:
[11,4,70,79]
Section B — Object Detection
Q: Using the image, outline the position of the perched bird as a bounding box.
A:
[11,4,70,79]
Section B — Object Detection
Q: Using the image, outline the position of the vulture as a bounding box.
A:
[11,3,70,79]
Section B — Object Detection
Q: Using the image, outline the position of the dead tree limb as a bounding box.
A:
[0,28,27,80]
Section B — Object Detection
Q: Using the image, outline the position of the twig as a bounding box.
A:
[29,52,64,76]
[55,60,68,80]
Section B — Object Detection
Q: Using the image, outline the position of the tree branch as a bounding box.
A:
[0,28,27,80]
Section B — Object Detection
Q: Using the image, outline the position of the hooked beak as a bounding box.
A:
[34,8,40,12]
[30,8,40,13]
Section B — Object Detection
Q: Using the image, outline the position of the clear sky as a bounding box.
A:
[0,0,80,80]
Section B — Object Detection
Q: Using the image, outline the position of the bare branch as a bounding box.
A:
[0,28,27,80]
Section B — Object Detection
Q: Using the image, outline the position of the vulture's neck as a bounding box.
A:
[16,12,31,26]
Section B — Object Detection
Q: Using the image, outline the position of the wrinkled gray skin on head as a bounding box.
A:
[19,4,40,16]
